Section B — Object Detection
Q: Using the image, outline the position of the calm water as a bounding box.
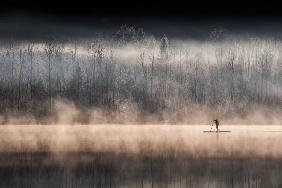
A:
[0,125,281,188]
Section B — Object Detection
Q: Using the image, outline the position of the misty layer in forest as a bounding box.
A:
[0,25,281,124]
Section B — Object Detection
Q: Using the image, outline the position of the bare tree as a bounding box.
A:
[44,43,55,111]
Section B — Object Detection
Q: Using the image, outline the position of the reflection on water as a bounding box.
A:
[0,125,281,187]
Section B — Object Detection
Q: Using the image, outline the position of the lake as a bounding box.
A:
[0,125,281,188]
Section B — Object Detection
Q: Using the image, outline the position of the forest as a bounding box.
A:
[0,25,281,124]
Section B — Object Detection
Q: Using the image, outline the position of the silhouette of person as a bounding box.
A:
[213,119,219,132]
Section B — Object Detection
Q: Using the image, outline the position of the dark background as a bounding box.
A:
[0,0,280,18]
[0,0,281,40]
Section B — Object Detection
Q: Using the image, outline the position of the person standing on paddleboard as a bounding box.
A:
[213,119,219,132]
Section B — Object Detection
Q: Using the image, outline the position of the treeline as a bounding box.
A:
[0,26,281,123]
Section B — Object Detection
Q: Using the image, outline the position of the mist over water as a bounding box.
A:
[0,125,281,157]
[0,125,282,188]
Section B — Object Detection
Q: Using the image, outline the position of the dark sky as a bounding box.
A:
[1,0,281,19]
[0,0,282,40]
